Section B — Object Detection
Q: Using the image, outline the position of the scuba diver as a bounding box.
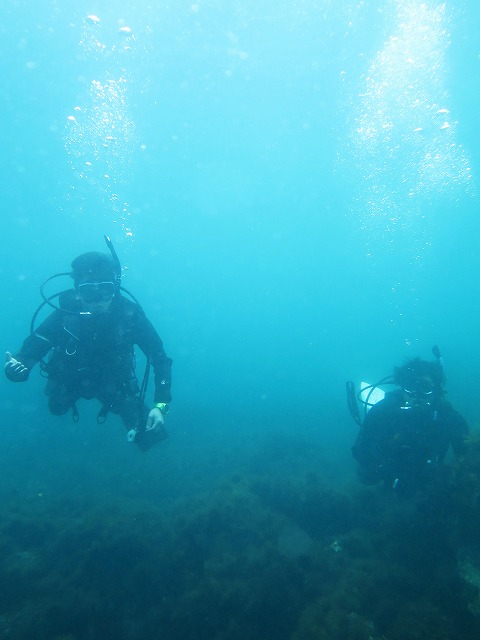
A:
[4,237,172,451]
[348,352,468,496]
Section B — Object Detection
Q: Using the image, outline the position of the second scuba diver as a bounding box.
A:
[351,356,468,496]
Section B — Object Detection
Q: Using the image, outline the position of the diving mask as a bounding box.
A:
[77,281,116,302]
[401,377,435,410]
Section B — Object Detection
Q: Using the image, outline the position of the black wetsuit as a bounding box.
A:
[12,290,172,435]
[352,390,468,494]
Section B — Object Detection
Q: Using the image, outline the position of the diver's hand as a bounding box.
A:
[5,351,29,382]
[145,407,165,432]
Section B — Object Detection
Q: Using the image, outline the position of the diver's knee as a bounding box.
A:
[48,398,71,416]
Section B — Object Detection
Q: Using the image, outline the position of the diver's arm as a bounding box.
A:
[5,310,63,380]
[134,309,172,404]
[352,402,393,476]
[132,307,172,434]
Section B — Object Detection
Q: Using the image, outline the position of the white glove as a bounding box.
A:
[145,407,165,432]
[5,351,29,382]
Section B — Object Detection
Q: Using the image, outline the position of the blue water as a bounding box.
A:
[1,1,480,638]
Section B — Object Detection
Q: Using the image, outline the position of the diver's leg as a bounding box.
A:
[118,394,148,431]
[45,377,79,416]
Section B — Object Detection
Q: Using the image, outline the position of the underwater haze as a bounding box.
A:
[2,1,480,638]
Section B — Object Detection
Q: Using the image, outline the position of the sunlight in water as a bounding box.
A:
[64,15,138,240]
[349,0,473,242]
